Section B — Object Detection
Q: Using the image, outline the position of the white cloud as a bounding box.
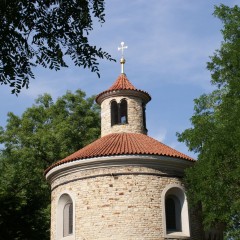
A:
[21,81,57,99]
[150,128,167,142]
[169,141,197,159]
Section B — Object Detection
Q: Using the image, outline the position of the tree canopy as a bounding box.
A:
[0,0,115,94]
[0,90,100,239]
[177,4,240,239]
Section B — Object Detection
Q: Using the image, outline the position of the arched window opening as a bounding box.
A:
[162,185,190,237]
[165,195,181,232]
[111,101,118,126]
[120,99,128,124]
[63,201,73,237]
[57,193,74,239]
[142,103,146,130]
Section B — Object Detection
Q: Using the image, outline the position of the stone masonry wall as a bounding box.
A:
[101,96,146,137]
[50,166,203,240]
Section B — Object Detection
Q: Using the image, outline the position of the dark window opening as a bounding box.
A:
[166,197,176,230]
[111,101,118,126]
[165,195,182,232]
[120,99,128,124]
[111,99,128,126]
[142,103,146,130]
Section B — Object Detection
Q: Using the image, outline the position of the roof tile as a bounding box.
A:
[95,74,151,103]
[108,74,136,91]
[45,132,194,174]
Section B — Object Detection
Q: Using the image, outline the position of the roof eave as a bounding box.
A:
[95,89,151,105]
[45,154,194,184]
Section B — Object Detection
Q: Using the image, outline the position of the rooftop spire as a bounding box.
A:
[118,41,128,74]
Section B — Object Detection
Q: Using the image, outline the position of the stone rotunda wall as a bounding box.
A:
[50,165,203,240]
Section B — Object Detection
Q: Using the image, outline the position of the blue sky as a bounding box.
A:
[0,0,238,158]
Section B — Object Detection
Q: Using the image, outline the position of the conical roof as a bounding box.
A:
[108,73,137,90]
[95,74,151,104]
[45,132,194,174]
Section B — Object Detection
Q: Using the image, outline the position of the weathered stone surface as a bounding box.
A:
[50,166,203,240]
[101,96,147,137]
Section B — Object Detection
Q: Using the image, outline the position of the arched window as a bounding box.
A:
[162,185,190,237]
[57,193,74,239]
[63,201,73,236]
[111,100,118,126]
[110,99,128,126]
[120,99,128,124]
[142,103,146,130]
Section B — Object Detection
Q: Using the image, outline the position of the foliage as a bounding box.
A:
[0,0,115,94]
[0,90,100,239]
[177,5,240,239]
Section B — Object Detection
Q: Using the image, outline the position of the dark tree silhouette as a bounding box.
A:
[0,0,115,94]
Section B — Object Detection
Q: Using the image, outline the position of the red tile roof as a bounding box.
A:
[108,73,137,91]
[45,133,194,174]
[96,74,151,103]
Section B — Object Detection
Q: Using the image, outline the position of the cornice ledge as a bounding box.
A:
[46,155,193,183]
[96,89,151,104]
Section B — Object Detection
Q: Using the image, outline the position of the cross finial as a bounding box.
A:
[118,41,128,57]
[118,42,128,74]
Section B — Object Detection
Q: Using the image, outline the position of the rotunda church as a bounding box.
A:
[45,46,204,240]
